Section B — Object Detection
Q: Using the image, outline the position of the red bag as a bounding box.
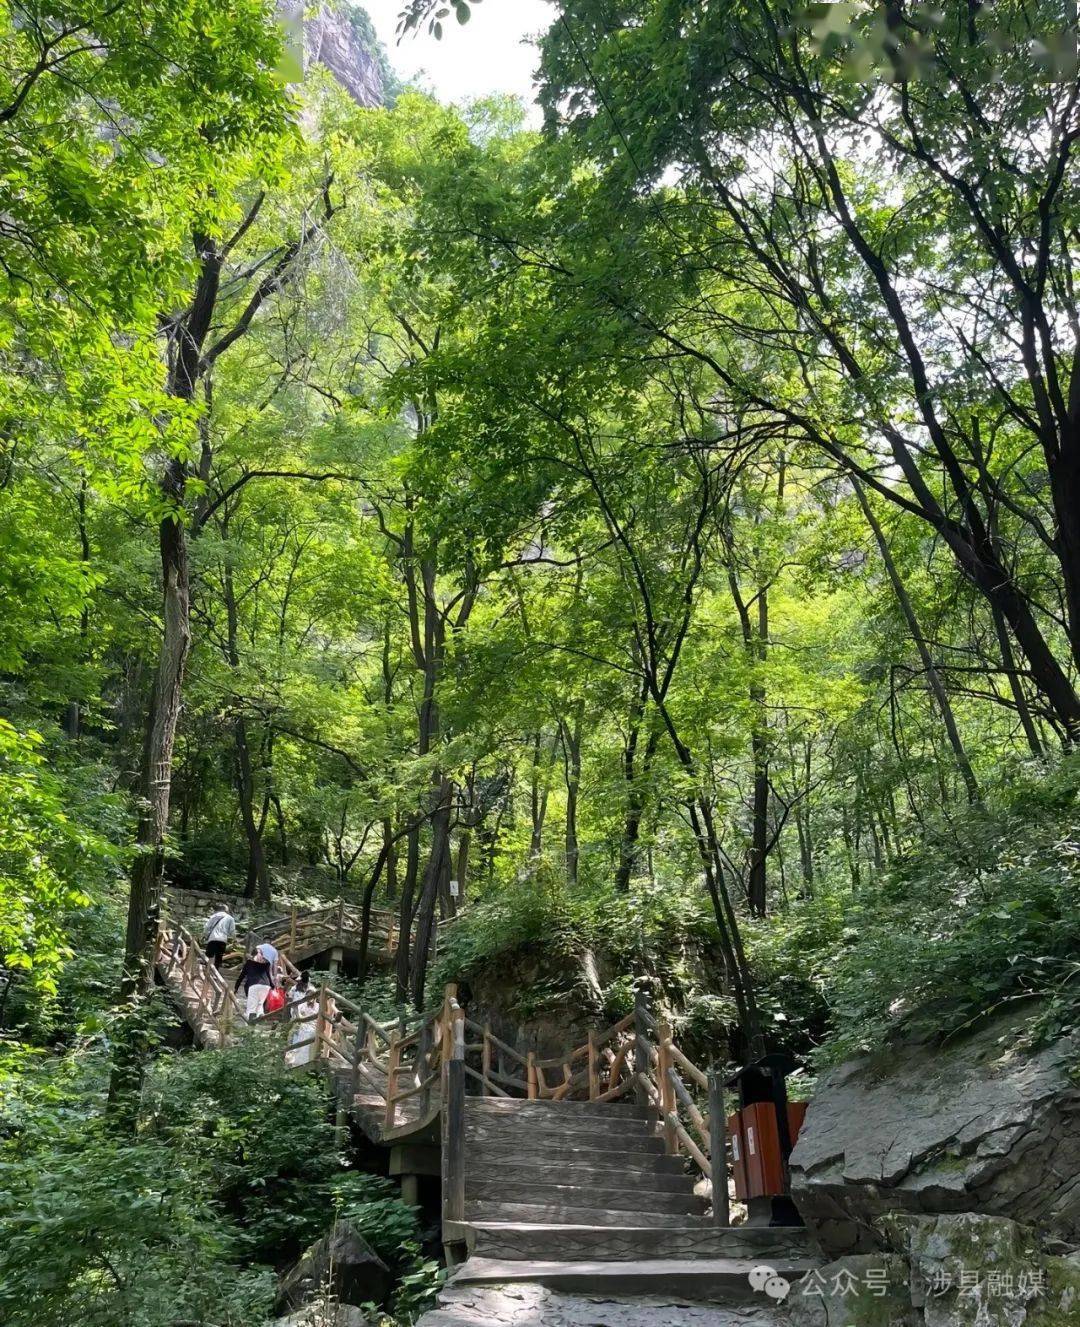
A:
[264,987,286,1014]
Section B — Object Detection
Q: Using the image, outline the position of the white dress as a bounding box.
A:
[287,992,319,1066]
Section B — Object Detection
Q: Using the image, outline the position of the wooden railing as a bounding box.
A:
[244,901,402,963]
[154,919,451,1139]
[632,995,730,1226]
[157,916,736,1227]
[156,920,242,1043]
[440,983,733,1227]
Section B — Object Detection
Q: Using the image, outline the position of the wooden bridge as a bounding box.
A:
[154,907,818,1309]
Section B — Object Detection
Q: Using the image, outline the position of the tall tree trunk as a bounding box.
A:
[561,704,583,885]
[528,731,558,859]
[234,715,270,902]
[410,778,452,1010]
[615,679,659,893]
[455,828,470,902]
[991,601,1045,758]
[383,818,399,900]
[746,585,770,917]
[222,542,270,902]
[120,501,191,998]
[854,478,981,802]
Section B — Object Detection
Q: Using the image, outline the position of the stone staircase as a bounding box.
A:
[445,1097,818,1310]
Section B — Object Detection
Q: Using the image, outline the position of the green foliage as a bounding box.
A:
[814,755,1080,1064]
[0,1034,430,1326]
[332,1171,423,1264]
[147,1036,353,1265]
[0,719,120,995]
[0,1050,275,1327]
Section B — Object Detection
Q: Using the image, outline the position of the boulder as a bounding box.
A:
[277,1222,392,1314]
[784,1253,915,1326]
[789,1008,1080,1258]
[785,1215,1080,1327]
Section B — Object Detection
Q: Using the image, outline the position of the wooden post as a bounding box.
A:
[351,1010,365,1106]
[337,895,345,943]
[289,905,297,956]
[418,1019,434,1115]
[482,1023,493,1096]
[442,1011,466,1227]
[588,1030,599,1101]
[658,1021,677,1154]
[384,1031,402,1133]
[315,984,328,1061]
[527,1050,538,1100]
[634,981,653,1107]
[708,1065,730,1226]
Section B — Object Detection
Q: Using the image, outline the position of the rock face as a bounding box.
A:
[281,2,389,108]
[785,1214,1080,1327]
[277,1223,392,1314]
[789,1009,1080,1258]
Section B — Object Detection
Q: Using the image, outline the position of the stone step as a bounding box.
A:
[449,1256,819,1304]
[465,1114,659,1145]
[466,1177,706,1214]
[464,1199,713,1228]
[465,1143,685,1175]
[467,1097,656,1121]
[464,1221,819,1263]
[421,1283,787,1327]
[466,1123,665,1156]
[471,1160,698,1194]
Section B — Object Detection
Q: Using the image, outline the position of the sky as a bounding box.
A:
[363,0,553,113]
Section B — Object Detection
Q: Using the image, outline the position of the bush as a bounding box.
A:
[812,753,1080,1065]
[0,1049,274,1327]
[146,1035,354,1266]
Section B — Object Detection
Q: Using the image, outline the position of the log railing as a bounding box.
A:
[154,919,451,1138]
[439,983,734,1228]
[157,919,736,1225]
[243,902,403,964]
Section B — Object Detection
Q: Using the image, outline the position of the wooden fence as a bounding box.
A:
[440,983,732,1226]
[156,917,733,1224]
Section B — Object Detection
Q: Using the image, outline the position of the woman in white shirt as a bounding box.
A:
[287,971,319,1066]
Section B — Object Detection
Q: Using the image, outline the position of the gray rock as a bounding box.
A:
[418,1283,782,1325]
[277,1222,392,1313]
[881,1213,1044,1327]
[784,1254,914,1327]
[272,1307,370,1327]
[790,1009,1080,1258]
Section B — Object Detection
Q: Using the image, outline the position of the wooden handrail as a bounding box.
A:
[160,921,738,1226]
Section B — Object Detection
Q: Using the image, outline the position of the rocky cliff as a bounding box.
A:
[281,3,396,108]
[789,1006,1080,1260]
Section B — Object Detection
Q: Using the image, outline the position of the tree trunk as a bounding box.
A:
[410,779,452,1010]
[234,715,270,902]
[383,817,399,900]
[529,731,557,858]
[455,828,470,902]
[615,683,659,893]
[1047,430,1080,675]
[746,586,770,917]
[120,501,191,998]
[853,478,981,802]
[991,601,1045,758]
[561,705,583,885]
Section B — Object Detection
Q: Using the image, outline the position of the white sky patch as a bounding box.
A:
[364,0,553,117]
